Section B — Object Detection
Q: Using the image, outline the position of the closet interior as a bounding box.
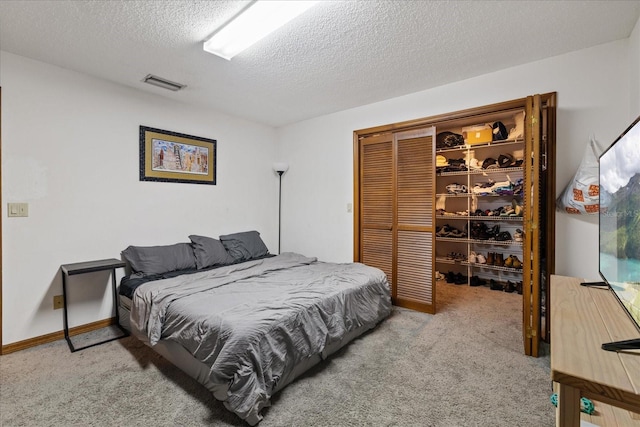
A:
[354,93,556,356]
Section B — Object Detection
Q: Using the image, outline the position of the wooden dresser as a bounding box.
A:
[551,275,640,426]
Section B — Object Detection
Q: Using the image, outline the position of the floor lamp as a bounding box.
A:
[273,162,289,254]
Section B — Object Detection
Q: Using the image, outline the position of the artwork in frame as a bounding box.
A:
[139,126,216,185]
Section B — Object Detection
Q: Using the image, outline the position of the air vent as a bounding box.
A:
[142,74,186,91]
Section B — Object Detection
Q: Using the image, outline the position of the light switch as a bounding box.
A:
[8,203,28,217]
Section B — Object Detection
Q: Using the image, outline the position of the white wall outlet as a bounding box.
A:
[8,203,28,217]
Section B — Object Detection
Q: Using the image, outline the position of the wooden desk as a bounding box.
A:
[551,275,640,426]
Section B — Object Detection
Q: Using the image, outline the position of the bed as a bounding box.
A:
[117,231,392,425]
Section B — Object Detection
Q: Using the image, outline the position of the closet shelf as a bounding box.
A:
[436,215,523,221]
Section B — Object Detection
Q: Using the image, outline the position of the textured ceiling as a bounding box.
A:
[1,0,639,127]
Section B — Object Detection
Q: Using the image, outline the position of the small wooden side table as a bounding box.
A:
[60,258,127,352]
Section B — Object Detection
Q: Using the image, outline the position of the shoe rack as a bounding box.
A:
[435,109,526,292]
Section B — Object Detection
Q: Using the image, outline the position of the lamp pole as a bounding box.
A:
[277,170,284,254]
[273,162,289,255]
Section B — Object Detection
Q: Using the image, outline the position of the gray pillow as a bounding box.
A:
[219,230,269,262]
[189,235,235,269]
[121,243,196,275]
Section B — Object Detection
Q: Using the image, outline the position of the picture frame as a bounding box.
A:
[139,126,216,185]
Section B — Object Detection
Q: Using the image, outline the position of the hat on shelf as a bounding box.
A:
[492,121,508,141]
[482,157,499,169]
[436,155,449,167]
[469,158,483,170]
[498,153,515,168]
[436,131,464,148]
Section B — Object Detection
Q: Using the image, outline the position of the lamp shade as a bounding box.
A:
[273,162,289,173]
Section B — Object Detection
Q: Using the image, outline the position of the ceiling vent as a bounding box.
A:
[142,74,186,91]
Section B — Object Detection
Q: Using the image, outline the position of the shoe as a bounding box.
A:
[436,225,451,237]
[476,253,487,264]
[468,251,477,263]
[504,255,514,268]
[494,253,504,267]
[490,279,503,291]
[446,271,455,283]
[511,199,523,216]
[486,252,494,265]
[496,231,512,241]
[516,281,523,294]
[446,183,468,194]
[511,256,522,269]
[514,229,524,242]
[505,281,516,293]
[470,276,484,287]
[454,273,467,285]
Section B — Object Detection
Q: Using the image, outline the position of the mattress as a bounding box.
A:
[121,252,391,425]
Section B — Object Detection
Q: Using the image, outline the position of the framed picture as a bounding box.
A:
[139,126,216,185]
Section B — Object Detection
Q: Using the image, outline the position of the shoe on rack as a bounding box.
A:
[468,251,477,263]
[504,255,514,268]
[496,231,512,241]
[514,229,524,242]
[511,199,523,216]
[516,281,523,294]
[446,271,455,283]
[505,281,516,293]
[494,253,504,267]
[446,183,468,194]
[436,224,451,237]
[486,252,494,265]
[511,256,522,269]
[476,253,487,264]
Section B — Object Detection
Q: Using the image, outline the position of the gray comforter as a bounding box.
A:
[131,252,392,424]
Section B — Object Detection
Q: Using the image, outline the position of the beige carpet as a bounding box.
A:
[0,282,554,426]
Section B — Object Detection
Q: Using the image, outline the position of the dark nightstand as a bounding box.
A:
[60,258,128,352]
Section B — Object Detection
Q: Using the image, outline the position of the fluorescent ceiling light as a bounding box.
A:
[203,1,318,60]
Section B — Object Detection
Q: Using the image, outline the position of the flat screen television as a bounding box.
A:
[593,114,640,351]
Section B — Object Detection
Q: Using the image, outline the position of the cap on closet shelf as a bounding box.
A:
[482,157,499,169]
[498,153,515,168]
[436,155,448,167]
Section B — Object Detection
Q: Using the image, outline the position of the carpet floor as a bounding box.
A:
[0,282,554,426]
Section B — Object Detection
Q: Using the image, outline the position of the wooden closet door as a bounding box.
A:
[359,134,394,287]
[523,95,543,357]
[394,128,436,313]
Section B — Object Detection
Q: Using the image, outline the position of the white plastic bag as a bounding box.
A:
[556,136,605,214]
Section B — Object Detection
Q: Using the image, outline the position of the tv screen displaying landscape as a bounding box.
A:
[599,116,640,330]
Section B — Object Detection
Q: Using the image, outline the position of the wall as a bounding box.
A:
[277,39,633,281]
[631,15,640,118]
[1,52,279,345]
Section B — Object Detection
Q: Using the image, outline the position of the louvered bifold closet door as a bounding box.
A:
[360,134,394,287]
[394,127,436,314]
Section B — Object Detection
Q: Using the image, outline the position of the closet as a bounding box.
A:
[353,94,556,357]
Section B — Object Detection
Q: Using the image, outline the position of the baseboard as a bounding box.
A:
[1,317,116,355]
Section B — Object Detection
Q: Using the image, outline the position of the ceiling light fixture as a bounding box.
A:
[203,0,318,60]
[142,74,186,91]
